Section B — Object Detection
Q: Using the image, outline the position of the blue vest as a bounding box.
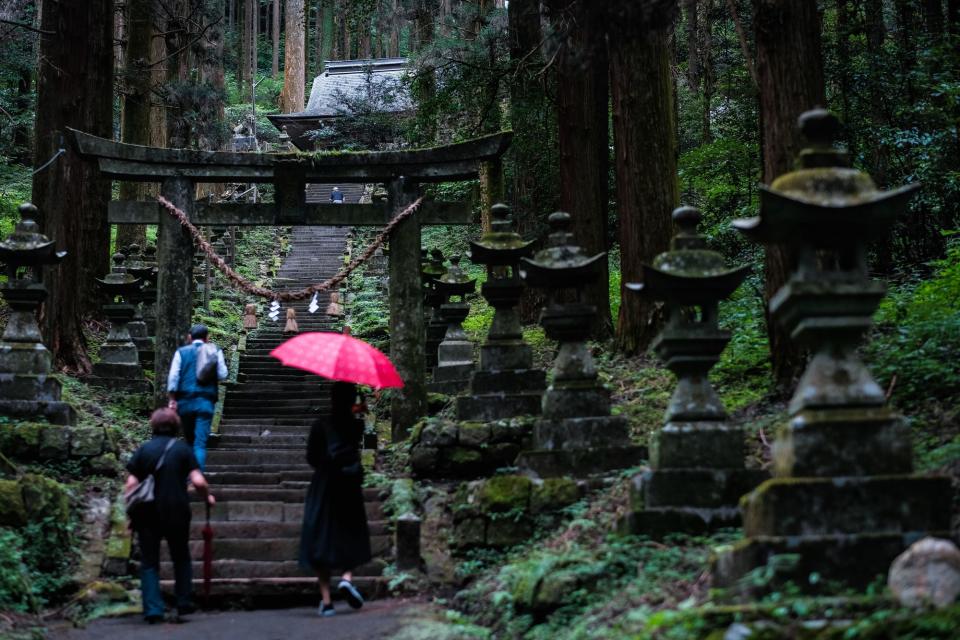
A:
[175,343,218,402]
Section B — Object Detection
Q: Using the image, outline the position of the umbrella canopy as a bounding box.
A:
[270,331,404,389]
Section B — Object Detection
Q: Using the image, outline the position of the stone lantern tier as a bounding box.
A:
[422,249,448,369]
[138,245,160,335]
[0,203,74,424]
[714,109,951,590]
[121,244,155,368]
[429,255,477,394]
[616,206,766,538]
[456,203,546,422]
[516,212,642,478]
[89,254,151,393]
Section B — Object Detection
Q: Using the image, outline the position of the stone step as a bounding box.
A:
[159,558,387,580]
[219,418,315,426]
[187,519,389,538]
[191,500,383,522]
[217,426,313,436]
[213,436,309,448]
[205,470,314,484]
[162,535,391,563]
[206,449,309,466]
[159,576,387,602]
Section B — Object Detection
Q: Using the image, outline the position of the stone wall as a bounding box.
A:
[0,473,70,529]
[0,422,121,476]
[450,474,581,551]
[409,416,536,479]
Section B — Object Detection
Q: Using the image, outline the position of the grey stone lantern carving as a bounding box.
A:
[123,244,155,369]
[89,253,151,393]
[456,203,546,422]
[0,203,74,424]
[715,109,951,589]
[617,206,767,537]
[516,212,643,477]
[428,255,477,395]
[421,249,448,369]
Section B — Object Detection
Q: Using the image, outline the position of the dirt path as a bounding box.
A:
[45,599,421,640]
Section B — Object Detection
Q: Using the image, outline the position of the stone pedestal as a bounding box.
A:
[429,303,474,394]
[714,110,951,591]
[89,304,152,393]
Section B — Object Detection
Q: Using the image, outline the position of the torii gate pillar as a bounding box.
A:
[388,177,426,441]
[155,177,195,407]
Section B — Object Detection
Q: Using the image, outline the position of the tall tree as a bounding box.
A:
[546,0,612,336]
[273,0,281,76]
[608,1,680,354]
[753,0,826,389]
[32,0,114,371]
[116,0,156,249]
[281,0,306,112]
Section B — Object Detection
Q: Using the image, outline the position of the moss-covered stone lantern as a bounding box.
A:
[516,212,642,477]
[0,203,74,424]
[617,206,767,537]
[89,253,151,393]
[429,255,477,395]
[456,203,546,422]
[421,248,448,369]
[123,244,155,369]
[715,109,951,589]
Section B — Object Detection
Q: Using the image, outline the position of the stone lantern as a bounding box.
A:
[0,203,74,424]
[617,206,767,537]
[516,212,641,477]
[124,244,155,369]
[138,244,160,335]
[421,249,448,369]
[456,203,546,422]
[428,255,476,395]
[89,253,151,393]
[715,109,951,589]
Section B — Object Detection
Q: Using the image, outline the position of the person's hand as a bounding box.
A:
[206,494,216,507]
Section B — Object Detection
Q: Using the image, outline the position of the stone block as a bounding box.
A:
[0,342,52,375]
[0,422,42,458]
[427,378,471,395]
[486,442,522,468]
[490,418,534,444]
[39,426,70,460]
[541,387,611,421]
[651,422,744,469]
[0,400,76,425]
[459,422,492,447]
[888,537,960,609]
[531,478,580,514]
[409,445,440,476]
[395,514,422,571]
[443,446,484,471]
[71,427,105,457]
[518,444,647,479]
[486,517,532,548]
[469,369,546,395]
[478,475,532,513]
[419,420,458,447]
[617,506,740,539]
[456,393,543,422]
[743,475,953,538]
[451,516,487,549]
[642,468,769,509]
[479,342,533,371]
[773,408,913,477]
[0,479,27,527]
[534,416,631,451]
[89,453,122,476]
[0,374,62,402]
[20,473,70,524]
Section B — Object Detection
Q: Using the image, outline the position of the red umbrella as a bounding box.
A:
[270,332,404,389]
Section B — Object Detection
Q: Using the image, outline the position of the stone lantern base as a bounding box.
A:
[616,423,768,539]
[88,305,152,394]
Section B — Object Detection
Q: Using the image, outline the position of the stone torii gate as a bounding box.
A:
[70,128,512,437]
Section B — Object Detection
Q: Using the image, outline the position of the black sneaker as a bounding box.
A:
[145,615,163,625]
[178,604,197,616]
[319,602,336,617]
[337,579,364,610]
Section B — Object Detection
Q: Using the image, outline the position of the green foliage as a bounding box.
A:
[712,275,772,411]
[0,514,77,612]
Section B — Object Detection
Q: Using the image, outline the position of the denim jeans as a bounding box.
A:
[137,519,192,618]
[179,403,214,470]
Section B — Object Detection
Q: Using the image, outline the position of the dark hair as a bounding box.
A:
[189,324,208,340]
[331,381,357,420]
[150,408,181,436]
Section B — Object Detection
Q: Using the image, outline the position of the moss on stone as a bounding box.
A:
[478,475,532,513]
[0,422,44,458]
[39,426,71,460]
[531,477,580,514]
[0,478,27,527]
[71,427,105,457]
[20,473,70,524]
[459,422,492,447]
[447,447,483,466]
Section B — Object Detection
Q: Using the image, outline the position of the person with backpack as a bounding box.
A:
[125,408,215,623]
[167,324,228,470]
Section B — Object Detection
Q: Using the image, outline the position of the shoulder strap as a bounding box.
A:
[154,438,177,473]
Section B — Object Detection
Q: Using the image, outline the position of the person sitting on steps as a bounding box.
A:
[167,324,227,470]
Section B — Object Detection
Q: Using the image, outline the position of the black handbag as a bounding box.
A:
[124,439,176,516]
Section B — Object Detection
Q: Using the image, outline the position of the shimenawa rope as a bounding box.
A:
[156,195,424,302]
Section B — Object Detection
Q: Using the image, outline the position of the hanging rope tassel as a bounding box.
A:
[156,195,424,302]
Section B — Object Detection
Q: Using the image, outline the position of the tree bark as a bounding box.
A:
[281,0,306,112]
[273,0,281,76]
[949,0,960,35]
[240,0,252,94]
[753,0,826,391]
[684,0,700,88]
[923,0,944,37]
[390,0,401,55]
[608,2,680,355]
[32,0,114,372]
[547,0,611,337]
[700,0,715,143]
[116,0,154,250]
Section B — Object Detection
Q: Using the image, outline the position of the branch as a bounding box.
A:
[725,0,758,90]
[145,15,223,69]
[0,17,54,35]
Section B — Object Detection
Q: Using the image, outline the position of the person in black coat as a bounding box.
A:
[299,381,372,617]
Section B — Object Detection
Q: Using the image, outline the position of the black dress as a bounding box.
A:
[298,414,372,571]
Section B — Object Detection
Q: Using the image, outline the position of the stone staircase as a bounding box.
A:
[160,223,391,605]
